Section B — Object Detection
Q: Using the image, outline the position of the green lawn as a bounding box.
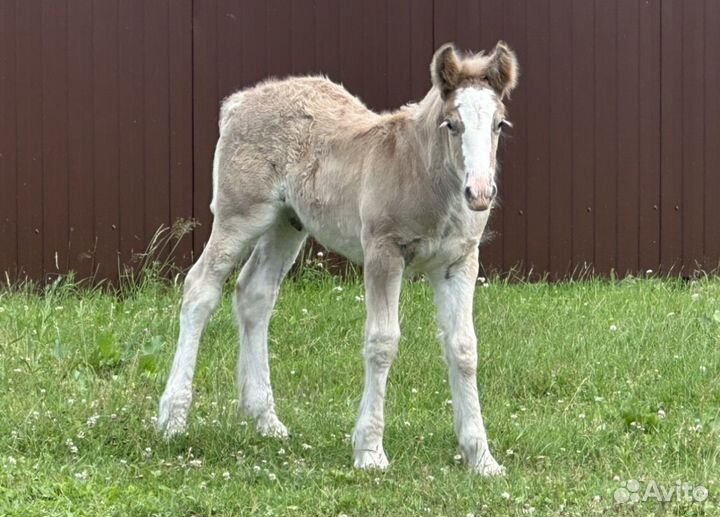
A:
[1,269,719,516]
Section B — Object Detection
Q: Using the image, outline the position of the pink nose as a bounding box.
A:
[464,177,497,211]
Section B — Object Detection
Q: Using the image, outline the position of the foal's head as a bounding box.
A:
[430,42,519,211]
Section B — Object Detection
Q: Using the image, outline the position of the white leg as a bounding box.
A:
[352,242,404,470]
[234,219,306,438]
[157,210,275,437]
[429,249,504,476]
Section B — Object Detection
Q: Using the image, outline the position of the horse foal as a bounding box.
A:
[158,41,519,476]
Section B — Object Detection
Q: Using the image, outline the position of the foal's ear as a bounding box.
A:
[431,43,462,98]
[485,41,519,99]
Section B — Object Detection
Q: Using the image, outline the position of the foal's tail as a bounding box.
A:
[210,92,246,215]
[209,144,220,215]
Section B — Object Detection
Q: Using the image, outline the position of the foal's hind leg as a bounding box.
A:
[234,217,306,438]
[157,211,275,437]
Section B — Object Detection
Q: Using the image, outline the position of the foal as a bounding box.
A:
[158,41,519,476]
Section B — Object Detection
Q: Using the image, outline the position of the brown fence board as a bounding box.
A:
[67,0,95,279]
[638,0,661,273]
[143,0,171,249]
[118,0,146,267]
[169,0,194,268]
[92,0,121,282]
[500,0,528,274]
[0,0,18,278]
[593,0,618,276]
[570,0,596,270]
[547,0,573,278]
[192,0,217,251]
[41,0,70,281]
[616,0,641,276]
[705,1,720,269]
[476,1,506,273]
[16,0,44,281]
[660,0,683,273]
[525,0,551,276]
[681,1,705,271]
[409,0,434,102]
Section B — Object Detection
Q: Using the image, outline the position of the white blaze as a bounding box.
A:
[455,87,497,194]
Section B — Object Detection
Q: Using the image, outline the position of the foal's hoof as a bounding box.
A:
[156,399,189,438]
[256,414,289,439]
[471,458,506,477]
[353,448,390,470]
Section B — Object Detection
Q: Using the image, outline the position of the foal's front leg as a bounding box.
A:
[429,250,504,476]
[352,242,404,470]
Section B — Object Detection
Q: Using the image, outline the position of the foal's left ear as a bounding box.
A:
[485,41,519,99]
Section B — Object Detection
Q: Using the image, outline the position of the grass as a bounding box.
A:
[1,267,719,516]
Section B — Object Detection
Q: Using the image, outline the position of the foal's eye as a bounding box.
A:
[495,119,512,134]
[439,119,459,133]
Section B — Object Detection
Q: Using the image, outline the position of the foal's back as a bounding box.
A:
[219,76,379,164]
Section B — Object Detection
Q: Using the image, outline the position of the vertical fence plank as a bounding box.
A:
[660,0,683,273]
[615,0,641,276]
[705,0,720,270]
[571,0,595,272]
[291,0,316,76]
[593,0,618,276]
[501,0,528,274]
[338,2,363,97]
[169,0,194,268]
[315,0,340,80]
[362,0,387,110]
[266,0,292,78]
[386,0,412,109]
[67,0,95,280]
[477,0,506,274]
[41,0,69,281]
[193,0,218,252]
[525,0,550,276]
[548,0,573,278]
[118,0,145,269]
[16,0,44,281]
[409,0,433,102]
[638,0,661,273]
[0,0,18,278]
[681,0,705,271]
[143,0,171,254]
[241,0,268,86]
[92,0,121,283]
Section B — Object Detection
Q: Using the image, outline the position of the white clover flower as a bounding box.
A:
[267,472,277,481]
[74,470,88,481]
[86,415,99,427]
[609,324,618,332]
[500,491,511,499]
[222,471,231,481]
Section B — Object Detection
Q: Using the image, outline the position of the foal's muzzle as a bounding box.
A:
[464,177,497,212]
